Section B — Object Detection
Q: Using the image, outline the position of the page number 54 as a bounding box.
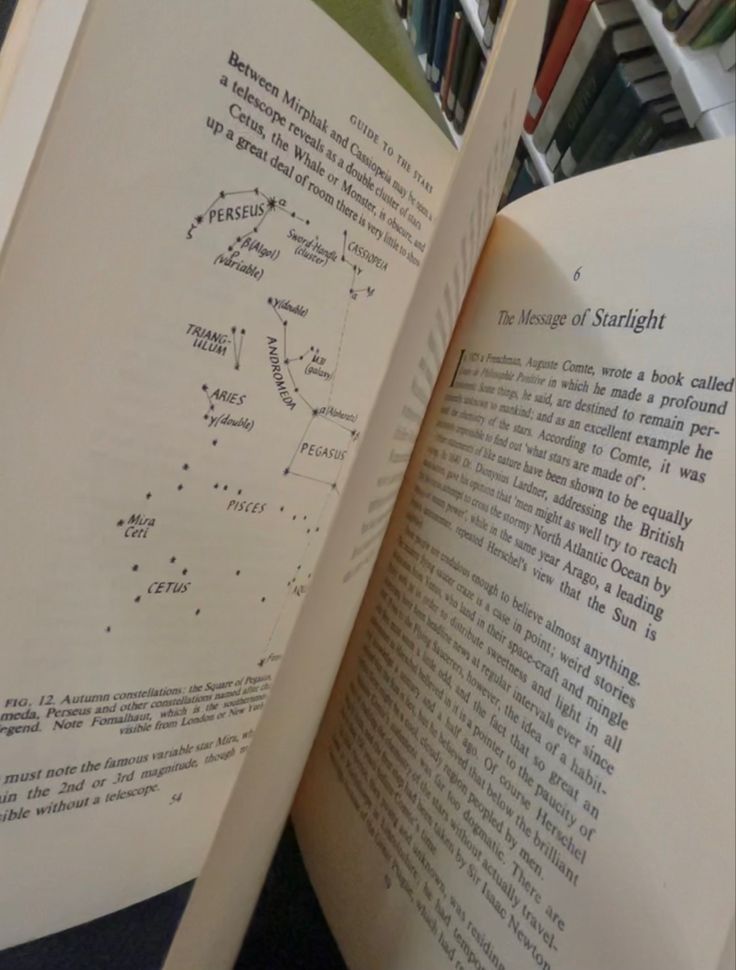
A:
[573,267,583,281]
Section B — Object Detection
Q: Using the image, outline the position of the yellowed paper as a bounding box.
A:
[166,3,548,967]
[0,0,454,946]
[295,139,735,970]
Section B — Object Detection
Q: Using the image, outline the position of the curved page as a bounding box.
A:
[0,0,454,947]
[295,139,735,970]
[164,3,548,967]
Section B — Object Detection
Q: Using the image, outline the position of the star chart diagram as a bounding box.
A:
[103,184,376,659]
[185,186,309,281]
[272,232,375,492]
[186,186,310,241]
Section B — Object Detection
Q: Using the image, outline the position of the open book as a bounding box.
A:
[0,2,733,968]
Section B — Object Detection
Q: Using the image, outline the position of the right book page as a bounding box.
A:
[295,137,735,970]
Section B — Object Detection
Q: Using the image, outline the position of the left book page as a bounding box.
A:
[0,0,454,948]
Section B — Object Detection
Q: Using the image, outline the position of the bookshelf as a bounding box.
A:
[413,48,464,147]
[399,0,734,189]
[632,0,736,138]
[399,0,493,150]
[399,0,486,149]
[400,5,555,179]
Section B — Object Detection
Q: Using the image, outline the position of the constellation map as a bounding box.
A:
[103,187,376,659]
[185,187,310,243]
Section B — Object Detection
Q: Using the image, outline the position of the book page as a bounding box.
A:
[0,0,455,947]
[295,139,735,970]
[164,2,548,967]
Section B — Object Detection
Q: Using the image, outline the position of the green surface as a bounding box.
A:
[311,0,452,139]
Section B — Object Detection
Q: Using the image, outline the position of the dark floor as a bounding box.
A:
[0,822,347,970]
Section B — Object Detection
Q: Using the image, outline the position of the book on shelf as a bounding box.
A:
[675,0,729,44]
[540,0,571,59]
[663,0,699,32]
[453,34,485,133]
[429,0,456,90]
[410,0,426,50]
[556,55,670,178]
[524,0,595,133]
[426,0,444,80]
[489,0,506,24]
[420,0,437,53]
[691,0,736,47]
[665,0,736,50]
[0,2,734,970]
[600,93,682,163]
[446,11,473,118]
[498,146,525,205]
[544,20,654,170]
[504,152,544,203]
[441,10,464,109]
[410,0,420,44]
[650,118,703,148]
[662,124,704,148]
[403,1,488,135]
[484,0,504,45]
[533,1,640,156]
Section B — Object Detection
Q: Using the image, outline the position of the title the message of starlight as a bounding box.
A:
[497,307,666,334]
